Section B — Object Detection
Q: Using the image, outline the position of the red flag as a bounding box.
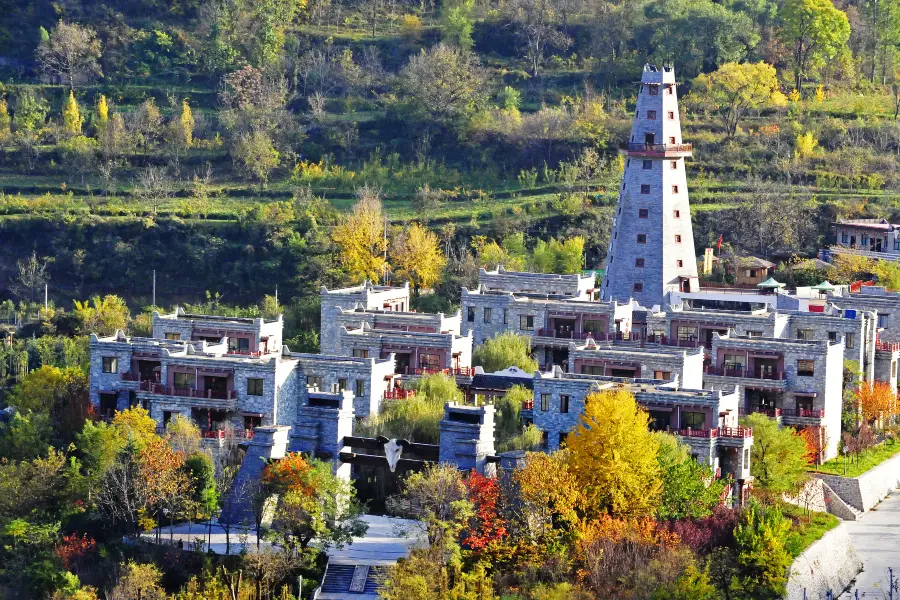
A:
[717,234,723,251]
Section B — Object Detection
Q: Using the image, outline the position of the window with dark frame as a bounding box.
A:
[484,307,492,323]
[520,315,535,330]
[247,378,264,396]
[633,282,644,292]
[797,360,815,377]
[540,393,550,411]
[635,258,645,267]
[643,160,652,170]
[355,380,365,397]
[676,260,683,267]
[102,356,117,373]
[637,234,647,243]
[641,184,651,194]
[639,208,649,218]
[560,395,569,413]
[647,110,657,119]
[670,160,677,170]
[673,209,681,218]
[649,86,659,96]
[672,185,679,193]
[667,111,675,120]
[675,235,682,243]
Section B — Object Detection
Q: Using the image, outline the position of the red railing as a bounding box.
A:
[678,427,718,438]
[226,349,262,357]
[523,399,534,410]
[201,429,255,440]
[624,142,693,154]
[755,407,781,417]
[384,389,416,400]
[704,365,784,380]
[400,366,474,377]
[678,427,752,439]
[720,427,753,438]
[139,380,236,400]
[875,340,900,352]
[781,408,825,418]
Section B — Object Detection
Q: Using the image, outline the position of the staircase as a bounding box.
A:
[319,564,386,597]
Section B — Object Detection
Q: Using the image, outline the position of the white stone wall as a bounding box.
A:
[784,523,862,600]
[813,449,900,512]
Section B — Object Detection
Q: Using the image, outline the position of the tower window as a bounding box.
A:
[666,86,673,95]
[675,235,682,243]
[635,258,645,267]
[677,260,683,267]
[649,86,659,96]
[640,184,651,194]
[626,159,630,167]
[672,185,679,193]
[637,234,647,244]
[667,111,675,120]
[633,282,644,292]
[670,161,677,170]
[647,110,657,119]
[673,210,681,218]
[638,208,649,218]
[642,160,652,170]
[669,136,676,144]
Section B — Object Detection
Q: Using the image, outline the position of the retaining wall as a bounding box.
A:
[812,450,900,512]
[785,523,861,600]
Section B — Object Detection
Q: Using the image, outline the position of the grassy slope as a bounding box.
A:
[814,437,900,478]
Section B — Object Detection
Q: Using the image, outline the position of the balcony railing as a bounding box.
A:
[384,389,416,400]
[875,340,900,352]
[202,428,255,440]
[623,142,693,154]
[398,366,475,377]
[138,380,237,400]
[536,328,599,340]
[226,349,262,357]
[121,371,143,381]
[522,399,534,410]
[678,426,753,439]
[704,365,784,380]
[781,408,825,418]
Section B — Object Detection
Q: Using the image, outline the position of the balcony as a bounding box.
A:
[875,340,900,352]
[704,365,785,381]
[226,349,262,358]
[201,428,255,440]
[383,389,416,400]
[397,366,475,377]
[623,142,693,158]
[781,408,825,419]
[536,328,598,341]
[138,380,237,401]
[677,426,753,439]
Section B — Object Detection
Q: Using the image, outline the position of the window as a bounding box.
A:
[640,184,651,194]
[584,319,604,334]
[582,365,604,375]
[637,234,647,243]
[520,315,535,330]
[879,314,890,328]
[540,393,550,411]
[723,353,746,370]
[467,307,475,322]
[667,111,675,120]
[666,85,673,95]
[102,356,118,373]
[828,331,838,342]
[654,370,671,380]
[338,378,347,390]
[307,375,323,389]
[862,235,870,246]
[633,282,644,292]
[355,380,365,397]
[841,232,849,244]
[638,208,649,218]
[669,136,676,144]
[893,361,897,377]
[635,258,645,267]
[677,326,696,341]
[352,348,369,358]
[894,238,900,251]
[797,360,815,377]
[746,331,763,338]
[796,395,814,411]
[846,333,856,348]
[672,185,679,194]
[484,307,492,323]
[676,260,683,267]
[674,235,682,243]
[646,110,657,119]
[796,329,813,341]
[560,395,569,413]
[673,209,680,218]
[681,411,705,429]
[643,160,652,170]
[164,332,181,341]
[242,378,262,396]
[648,85,659,96]
[502,308,508,324]
[670,160,677,170]
[174,372,194,388]
[419,353,440,370]
[559,433,568,447]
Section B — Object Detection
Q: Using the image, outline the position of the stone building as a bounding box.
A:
[152,309,284,355]
[334,305,462,336]
[290,352,397,418]
[337,323,473,375]
[567,341,704,388]
[703,332,844,459]
[601,64,699,307]
[828,286,900,344]
[319,281,411,355]
[477,267,596,299]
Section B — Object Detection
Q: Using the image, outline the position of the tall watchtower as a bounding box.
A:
[601,65,699,308]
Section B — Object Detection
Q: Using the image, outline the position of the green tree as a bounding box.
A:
[654,432,726,519]
[780,0,851,91]
[742,413,809,494]
[441,0,475,51]
[472,332,538,373]
[494,384,531,446]
[531,237,585,274]
[74,295,129,336]
[0,411,52,461]
[7,365,92,449]
[75,420,125,503]
[185,452,218,519]
[689,62,787,137]
[733,501,792,599]
[232,130,279,186]
[12,90,49,134]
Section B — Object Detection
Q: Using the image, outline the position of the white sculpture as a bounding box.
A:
[384,438,403,473]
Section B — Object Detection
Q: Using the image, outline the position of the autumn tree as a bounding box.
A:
[62,90,83,135]
[11,251,50,305]
[472,332,538,373]
[37,21,102,90]
[165,414,202,454]
[855,380,897,426]
[780,0,851,91]
[232,130,279,186]
[734,179,813,259]
[741,413,809,495]
[111,406,158,448]
[565,388,662,518]
[689,62,787,137]
[510,451,581,547]
[461,470,507,553]
[390,223,447,297]
[390,463,471,549]
[73,295,129,336]
[332,186,388,283]
[140,435,190,543]
[7,365,92,448]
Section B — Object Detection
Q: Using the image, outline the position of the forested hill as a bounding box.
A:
[0,0,899,308]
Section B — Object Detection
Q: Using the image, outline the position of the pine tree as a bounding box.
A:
[180,100,194,147]
[62,90,82,135]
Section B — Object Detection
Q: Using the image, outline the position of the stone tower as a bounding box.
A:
[601,65,699,308]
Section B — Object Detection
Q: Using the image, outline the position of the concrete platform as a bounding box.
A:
[840,489,900,598]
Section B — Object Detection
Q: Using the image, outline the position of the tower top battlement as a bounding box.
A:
[640,64,676,84]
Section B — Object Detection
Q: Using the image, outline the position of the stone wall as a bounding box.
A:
[784,523,861,600]
[812,449,900,512]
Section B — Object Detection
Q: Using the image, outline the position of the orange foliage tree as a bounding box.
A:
[855,380,897,427]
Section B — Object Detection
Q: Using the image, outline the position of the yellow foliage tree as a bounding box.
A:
[62,89,82,135]
[180,100,194,147]
[111,406,158,447]
[564,388,662,518]
[514,451,581,544]
[332,186,388,282]
[0,98,10,139]
[689,62,786,138]
[74,294,129,336]
[390,223,447,296]
[96,94,108,127]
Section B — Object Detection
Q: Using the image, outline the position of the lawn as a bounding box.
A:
[814,437,900,478]
[780,501,840,558]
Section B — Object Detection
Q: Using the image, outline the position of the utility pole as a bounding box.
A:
[44,283,48,311]
[383,215,389,285]
[152,269,156,307]
[275,285,278,311]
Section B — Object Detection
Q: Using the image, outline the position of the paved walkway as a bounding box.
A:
[840,490,900,598]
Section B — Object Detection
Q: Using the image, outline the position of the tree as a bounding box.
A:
[472,332,538,373]
[332,186,388,283]
[531,237,585,274]
[107,561,166,600]
[390,223,447,297]
[654,432,726,520]
[76,420,125,503]
[36,21,102,90]
[494,384,531,447]
[11,251,49,305]
[461,470,507,552]
[62,90,82,135]
[0,98,10,140]
[111,406,158,448]
[511,451,581,545]
[185,452,218,521]
[232,130,279,186]
[741,413,809,495]
[565,389,662,518]
[863,0,900,83]
[504,0,571,76]
[179,100,195,148]
[390,463,471,549]
[0,411,52,461]
[733,179,813,259]
[95,94,108,129]
[397,44,488,127]
[165,415,202,454]
[855,380,897,426]
[732,501,792,599]
[73,295,129,336]
[780,0,851,91]
[7,365,91,448]
[134,165,173,216]
[360,374,461,443]
[690,62,786,138]
[441,0,475,50]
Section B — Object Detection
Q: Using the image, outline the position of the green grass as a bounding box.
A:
[780,501,840,558]
[814,437,900,478]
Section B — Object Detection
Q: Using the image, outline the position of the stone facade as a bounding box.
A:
[290,390,356,480]
[334,306,461,336]
[290,352,396,418]
[645,306,788,344]
[568,341,704,388]
[812,449,900,512]
[319,281,411,355]
[828,286,900,343]
[478,267,595,299]
[219,426,291,525]
[152,308,284,355]
[704,333,845,459]
[438,403,496,476]
[785,308,877,381]
[602,65,699,307]
[338,324,472,375]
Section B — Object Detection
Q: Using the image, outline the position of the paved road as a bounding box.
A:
[840,490,900,598]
